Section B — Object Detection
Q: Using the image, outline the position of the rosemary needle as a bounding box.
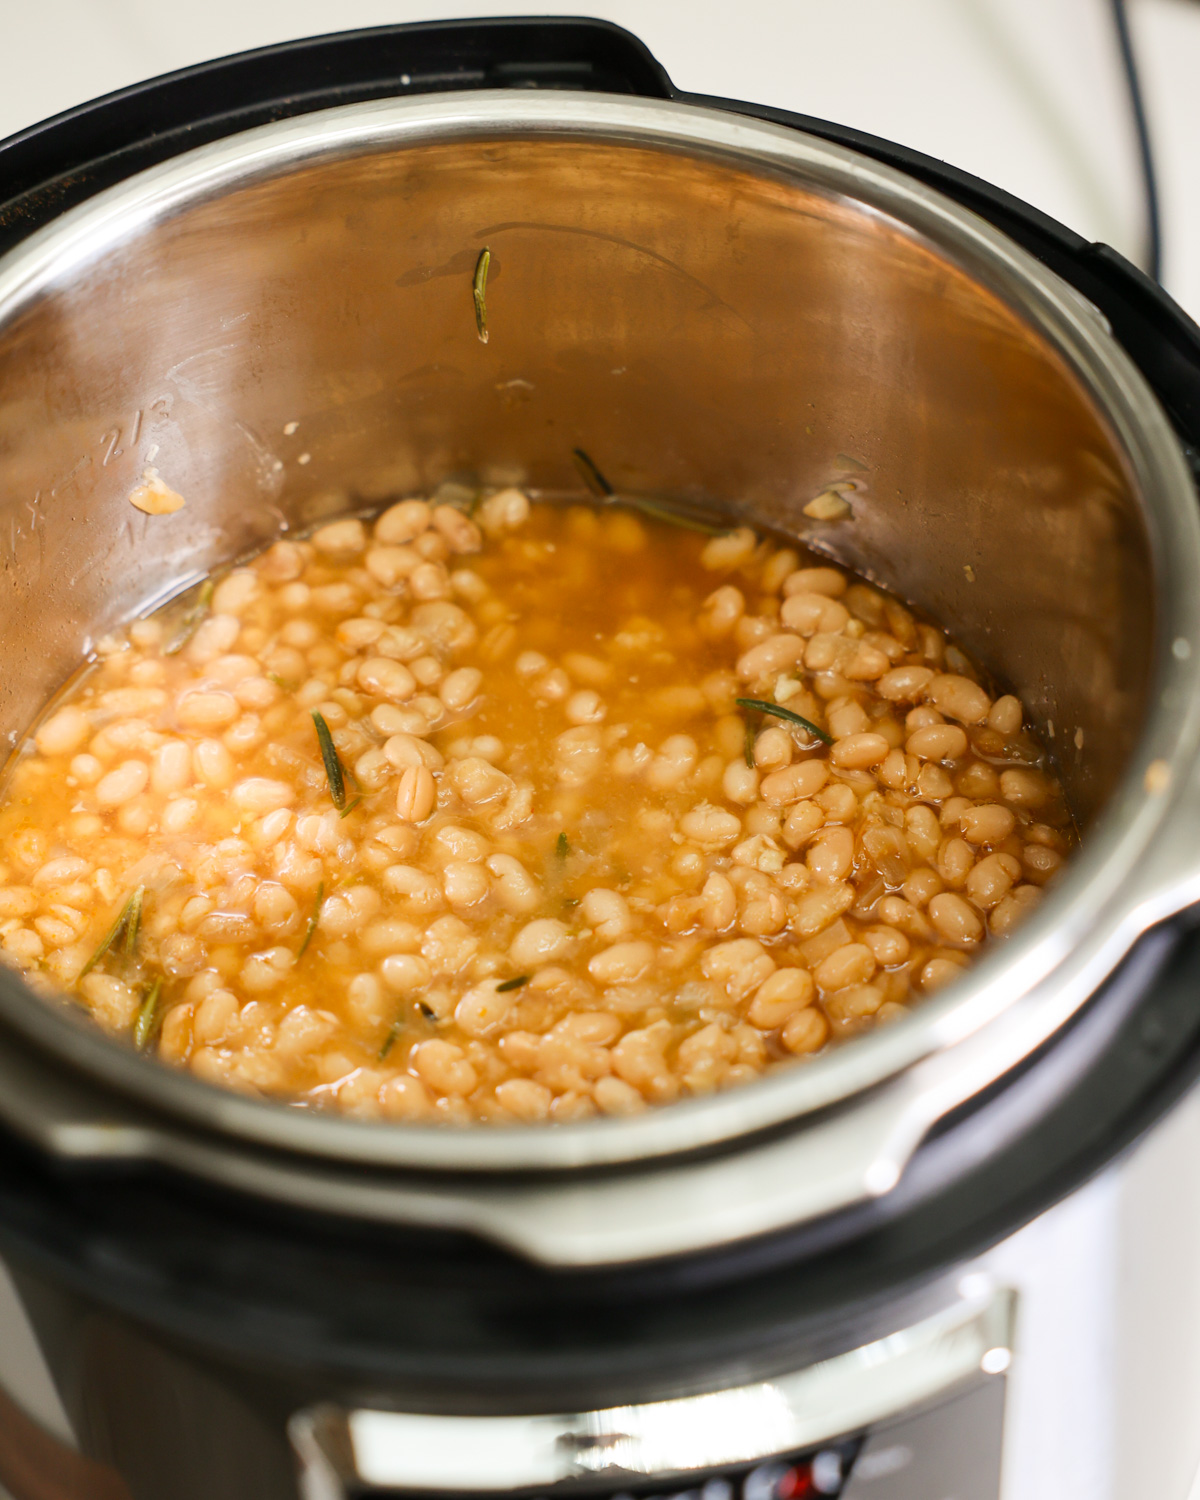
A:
[622,496,726,536]
[80,886,145,978]
[133,976,163,1051]
[496,975,530,993]
[744,716,757,770]
[473,247,491,343]
[163,579,214,656]
[298,882,324,959]
[339,797,362,820]
[572,447,614,498]
[735,697,834,746]
[122,886,143,959]
[311,711,347,810]
[379,1021,401,1061]
[571,451,725,533]
[556,832,570,858]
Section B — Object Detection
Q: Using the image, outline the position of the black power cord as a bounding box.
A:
[1111,0,1162,281]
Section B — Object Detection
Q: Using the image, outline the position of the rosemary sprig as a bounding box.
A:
[122,886,143,959]
[311,711,347,810]
[620,496,727,536]
[162,579,214,656]
[572,447,614,497]
[379,1021,401,1061]
[473,247,491,343]
[735,697,833,746]
[556,832,570,858]
[496,975,530,993]
[133,976,163,1051]
[570,449,725,533]
[80,886,145,978]
[297,882,324,959]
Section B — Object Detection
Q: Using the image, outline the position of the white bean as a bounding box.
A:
[511,918,573,968]
[35,706,90,757]
[588,941,655,985]
[95,760,149,808]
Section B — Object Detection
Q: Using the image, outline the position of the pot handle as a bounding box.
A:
[402,16,677,100]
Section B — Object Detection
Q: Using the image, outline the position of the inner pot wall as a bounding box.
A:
[0,129,1152,826]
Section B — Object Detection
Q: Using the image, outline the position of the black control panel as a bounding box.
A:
[350,1442,861,1500]
[606,1443,861,1500]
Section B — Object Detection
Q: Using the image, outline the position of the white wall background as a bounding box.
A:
[0,0,1198,314]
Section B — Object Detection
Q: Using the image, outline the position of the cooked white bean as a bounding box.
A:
[193,738,234,788]
[231,778,295,816]
[477,488,531,536]
[375,498,432,543]
[701,528,757,569]
[679,804,741,846]
[35,706,90,757]
[495,1077,552,1121]
[747,967,814,1028]
[413,1040,477,1096]
[440,668,483,711]
[928,892,985,945]
[581,888,632,942]
[781,1006,829,1054]
[312,518,366,555]
[358,657,417,702]
[455,981,513,1037]
[442,861,490,907]
[432,505,483,554]
[380,953,432,993]
[0,493,1070,1125]
[760,760,827,804]
[95,760,149,808]
[511,918,573,968]
[783,566,846,598]
[830,733,889,769]
[929,673,990,724]
[589,941,655,985]
[395,765,437,822]
[566,690,607,725]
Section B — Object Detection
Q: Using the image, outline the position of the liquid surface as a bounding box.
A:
[0,494,1072,1123]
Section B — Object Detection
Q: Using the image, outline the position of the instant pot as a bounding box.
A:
[2,16,1200,1500]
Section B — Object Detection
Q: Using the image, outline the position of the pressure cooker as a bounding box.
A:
[1,16,1200,1500]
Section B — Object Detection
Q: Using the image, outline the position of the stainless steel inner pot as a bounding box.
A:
[0,91,1198,1261]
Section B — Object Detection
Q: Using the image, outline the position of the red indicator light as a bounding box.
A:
[776,1467,814,1500]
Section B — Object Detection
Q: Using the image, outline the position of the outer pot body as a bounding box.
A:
[6,1097,1200,1500]
[3,16,1200,1500]
[0,20,1199,1213]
